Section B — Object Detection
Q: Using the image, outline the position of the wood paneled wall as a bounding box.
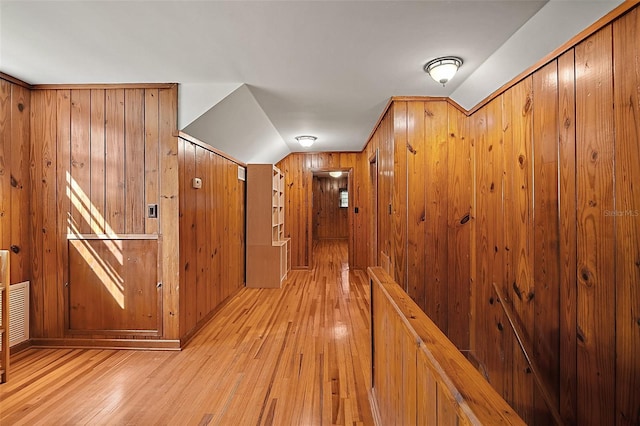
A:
[276,153,364,269]
[312,176,348,240]
[178,135,245,342]
[354,5,640,425]
[361,100,471,351]
[29,85,180,344]
[466,15,639,424]
[0,78,31,284]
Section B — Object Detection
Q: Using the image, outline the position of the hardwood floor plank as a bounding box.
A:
[0,240,373,425]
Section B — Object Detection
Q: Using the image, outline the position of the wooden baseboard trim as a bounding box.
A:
[9,340,32,355]
[30,338,181,351]
[368,387,383,426]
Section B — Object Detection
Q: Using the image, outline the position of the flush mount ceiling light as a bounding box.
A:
[329,171,343,178]
[424,56,463,86]
[295,135,317,148]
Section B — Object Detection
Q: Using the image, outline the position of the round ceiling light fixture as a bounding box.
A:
[424,56,463,87]
[295,135,317,148]
[329,171,343,178]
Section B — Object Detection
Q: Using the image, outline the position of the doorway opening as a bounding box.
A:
[311,169,353,269]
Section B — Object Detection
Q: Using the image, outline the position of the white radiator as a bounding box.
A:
[0,281,29,347]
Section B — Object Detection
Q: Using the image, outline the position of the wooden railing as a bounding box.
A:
[368,267,525,425]
[0,250,9,383]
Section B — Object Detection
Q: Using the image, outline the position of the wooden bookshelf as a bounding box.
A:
[246,164,290,288]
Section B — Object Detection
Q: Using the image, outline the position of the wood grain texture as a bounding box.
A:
[277,152,359,269]
[575,26,616,426]
[56,90,71,337]
[613,8,640,426]
[312,176,348,239]
[8,84,31,284]
[532,60,561,426]
[446,104,471,351]
[178,135,246,340]
[557,49,577,426]
[29,90,46,337]
[124,89,145,234]
[503,77,535,423]
[0,81,12,265]
[27,84,180,343]
[392,101,408,291]
[370,266,526,425]
[144,89,159,235]
[424,101,449,333]
[0,80,30,285]
[89,89,106,234]
[158,85,180,340]
[105,89,126,234]
[1,240,372,425]
[70,89,91,235]
[406,101,426,309]
[68,239,159,333]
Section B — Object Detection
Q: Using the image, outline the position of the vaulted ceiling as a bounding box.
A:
[0,1,623,163]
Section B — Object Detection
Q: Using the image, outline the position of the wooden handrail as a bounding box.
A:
[369,266,525,425]
[492,282,565,426]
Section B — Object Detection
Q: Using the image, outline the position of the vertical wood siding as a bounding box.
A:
[178,136,246,341]
[356,6,640,424]
[276,152,359,269]
[29,85,179,340]
[0,80,31,286]
[312,176,348,240]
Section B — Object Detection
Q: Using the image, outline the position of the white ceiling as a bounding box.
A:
[0,1,622,164]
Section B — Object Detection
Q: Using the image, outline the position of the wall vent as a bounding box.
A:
[0,281,29,347]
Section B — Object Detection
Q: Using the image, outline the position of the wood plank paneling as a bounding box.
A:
[29,90,47,337]
[70,89,91,235]
[485,97,511,400]
[406,101,426,309]
[392,102,408,291]
[0,80,31,285]
[105,89,126,234]
[8,85,31,283]
[177,134,246,341]
[557,49,577,426]
[195,144,208,321]
[56,90,71,337]
[144,89,159,235]
[424,101,449,333]
[158,85,180,340]
[68,239,158,333]
[446,104,471,351]
[47,90,67,337]
[503,78,534,423]
[0,81,13,255]
[90,89,106,234]
[27,84,180,344]
[277,152,359,269]
[312,176,348,240]
[532,60,560,426]
[575,26,616,426]
[181,141,197,334]
[613,8,640,426]
[124,89,145,234]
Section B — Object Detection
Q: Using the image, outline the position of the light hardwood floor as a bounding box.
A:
[0,239,374,425]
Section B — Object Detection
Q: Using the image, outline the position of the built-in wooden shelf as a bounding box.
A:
[246,164,290,288]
